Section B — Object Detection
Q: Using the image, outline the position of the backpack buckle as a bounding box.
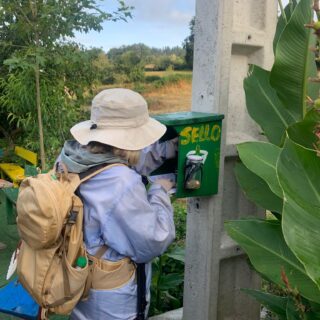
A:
[67,211,78,224]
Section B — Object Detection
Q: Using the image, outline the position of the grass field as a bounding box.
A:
[146,78,192,115]
[145,70,192,78]
[144,70,192,114]
[97,70,192,115]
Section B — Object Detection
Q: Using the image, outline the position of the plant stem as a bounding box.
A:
[35,48,45,170]
[278,0,287,23]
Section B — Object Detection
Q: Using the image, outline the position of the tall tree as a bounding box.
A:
[183,17,195,70]
[0,0,132,169]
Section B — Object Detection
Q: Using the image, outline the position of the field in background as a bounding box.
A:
[146,80,192,115]
[144,70,192,114]
[97,70,192,115]
[145,70,192,78]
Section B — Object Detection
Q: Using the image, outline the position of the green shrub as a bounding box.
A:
[153,73,192,89]
[145,75,162,83]
[149,199,186,316]
[133,82,146,94]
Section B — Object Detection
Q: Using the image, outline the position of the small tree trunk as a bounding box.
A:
[35,34,46,170]
[30,0,46,170]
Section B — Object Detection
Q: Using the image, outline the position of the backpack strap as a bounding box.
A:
[135,263,147,320]
[79,163,127,184]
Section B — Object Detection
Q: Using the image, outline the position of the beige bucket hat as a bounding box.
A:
[70,88,166,150]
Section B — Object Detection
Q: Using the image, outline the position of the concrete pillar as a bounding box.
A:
[183,1,277,320]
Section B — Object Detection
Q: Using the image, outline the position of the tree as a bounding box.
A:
[0,0,132,169]
[107,44,187,73]
[183,17,195,70]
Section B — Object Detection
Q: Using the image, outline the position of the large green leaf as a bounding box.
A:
[305,108,320,122]
[158,273,184,291]
[237,142,283,198]
[306,300,320,319]
[278,139,320,288]
[165,246,185,263]
[242,289,287,320]
[235,162,283,213]
[277,138,320,208]
[286,298,301,320]
[225,219,320,303]
[243,65,296,146]
[271,0,317,119]
[273,0,298,54]
[287,120,319,150]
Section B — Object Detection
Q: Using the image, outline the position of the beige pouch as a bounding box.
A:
[91,256,135,290]
[82,246,136,298]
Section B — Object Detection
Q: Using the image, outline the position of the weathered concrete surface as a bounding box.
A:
[149,308,183,320]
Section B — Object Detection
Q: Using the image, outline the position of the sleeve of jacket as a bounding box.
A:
[100,175,176,263]
[134,138,178,176]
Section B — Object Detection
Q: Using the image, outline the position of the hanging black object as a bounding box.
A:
[135,263,147,320]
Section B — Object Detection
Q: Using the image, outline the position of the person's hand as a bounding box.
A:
[170,137,179,152]
[155,179,175,192]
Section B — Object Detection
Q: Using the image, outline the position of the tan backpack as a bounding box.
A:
[16,163,135,319]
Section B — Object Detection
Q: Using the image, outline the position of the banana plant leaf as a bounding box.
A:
[270,0,317,119]
[305,300,320,319]
[234,162,283,213]
[243,65,296,146]
[242,288,287,320]
[305,108,320,121]
[237,142,282,198]
[286,298,302,320]
[277,138,320,208]
[287,120,319,150]
[225,219,320,303]
[273,0,297,53]
[278,138,320,289]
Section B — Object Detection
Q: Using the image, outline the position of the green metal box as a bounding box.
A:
[152,111,224,198]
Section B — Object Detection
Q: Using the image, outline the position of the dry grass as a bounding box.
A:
[146,79,192,115]
[94,71,192,114]
[145,70,193,78]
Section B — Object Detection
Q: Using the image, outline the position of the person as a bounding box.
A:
[58,88,177,320]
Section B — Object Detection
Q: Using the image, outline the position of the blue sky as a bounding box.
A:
[75,0,196,52]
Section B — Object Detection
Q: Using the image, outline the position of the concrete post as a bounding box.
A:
[183,1,277,320]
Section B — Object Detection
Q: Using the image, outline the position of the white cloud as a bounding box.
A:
[74,0,195,50]
[125,0,195,26]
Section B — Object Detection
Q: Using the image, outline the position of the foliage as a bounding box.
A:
[0,0,132,48]
[107,43,187,72]
[0,0,132,168]
[0,43,108,164]
[225,0,320,318]
[152,73,192,89]
[149,200,186,316]
[150,246,185,316]
[183,17,195,70]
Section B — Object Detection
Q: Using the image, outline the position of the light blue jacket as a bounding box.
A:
[71,140,176,320]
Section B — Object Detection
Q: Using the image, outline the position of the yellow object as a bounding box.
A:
[14,146,37,166]
[0,147,37,187]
